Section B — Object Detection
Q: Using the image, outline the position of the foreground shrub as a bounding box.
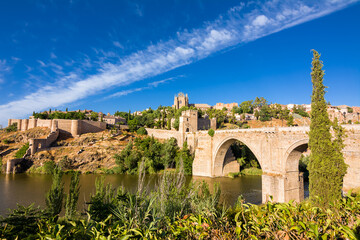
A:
[1,169,360,239]
[14,142,29,158]
[43,160,56,174]
[137,127,148,135]
[65,171,80,219]
[45,167,64,217]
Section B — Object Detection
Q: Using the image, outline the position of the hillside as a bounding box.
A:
[29,130,136,173]
[0,127,50,165]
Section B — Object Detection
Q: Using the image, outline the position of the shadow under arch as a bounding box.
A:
[283,139,309,202]
[213,136,262,177]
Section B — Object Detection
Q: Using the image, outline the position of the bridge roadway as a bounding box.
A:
[147,125,360,203]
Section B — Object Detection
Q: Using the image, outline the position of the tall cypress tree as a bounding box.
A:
[308,50,347,206]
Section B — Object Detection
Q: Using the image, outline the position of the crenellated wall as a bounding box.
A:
[8,119,106,138]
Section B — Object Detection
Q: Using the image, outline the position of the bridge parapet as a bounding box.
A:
[192,125,360,203]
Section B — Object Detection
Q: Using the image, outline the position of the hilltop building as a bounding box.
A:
[193,103,212,111]
[173,92,189,109]
[213,102,238,110]
[179,110,216,133]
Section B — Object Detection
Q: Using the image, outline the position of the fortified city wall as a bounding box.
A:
[8,119,106,138]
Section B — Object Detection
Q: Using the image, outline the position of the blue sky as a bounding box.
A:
[0,0,359,126]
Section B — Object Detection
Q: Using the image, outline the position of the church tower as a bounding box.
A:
[173,92,189,109]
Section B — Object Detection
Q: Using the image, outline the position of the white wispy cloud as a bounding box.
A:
[106,75,181,99]
[0,0,358,125]
[0,59,12,84]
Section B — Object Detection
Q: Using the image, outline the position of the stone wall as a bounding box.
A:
[191,125,360,203]
[29,129,60,154]
[146,128,182,145]
[198,117,210,130]
[81,120,107,135]
[8,119,106,138]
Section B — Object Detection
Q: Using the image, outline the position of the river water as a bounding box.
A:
[0,174,262,216]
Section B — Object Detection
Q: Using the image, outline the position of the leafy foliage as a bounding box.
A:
[5,123,17,132]
[65,171,80,219]
[136,127,148,135]
[207,129,215,137]
[231,141,260,172]
[114,136,193,175]
[45,167,64,217]
[1,174,360,239]
[43,160,56,174]
[33,111,87,120]
[308,50,347,206]
[14,142,29,158]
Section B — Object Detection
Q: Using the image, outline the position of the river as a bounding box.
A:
[0,173,262,216]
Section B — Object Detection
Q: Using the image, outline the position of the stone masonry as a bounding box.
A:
[146,125,360,204]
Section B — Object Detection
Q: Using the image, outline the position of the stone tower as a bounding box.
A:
[179,110,198,133]
[173,92,189,109]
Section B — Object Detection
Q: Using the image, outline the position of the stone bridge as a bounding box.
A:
[147,125,360,203]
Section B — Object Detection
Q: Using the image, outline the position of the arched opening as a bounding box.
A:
[285,141,309,202]
[185,128,189,132]
[214,138,261,177]
[213,138,262,204]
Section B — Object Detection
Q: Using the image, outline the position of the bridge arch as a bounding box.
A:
[283,139,309,202]
[213,136,262,177]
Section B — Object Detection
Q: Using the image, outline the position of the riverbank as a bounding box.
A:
[0,171,358,239]
[0,173,262,216]
[227,167,263,178]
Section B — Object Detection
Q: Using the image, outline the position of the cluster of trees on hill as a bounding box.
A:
[115,105,203,131]
[114,97,311,132]
[232,98,309,122]
[32,110,99,121]
[114,136,193,175]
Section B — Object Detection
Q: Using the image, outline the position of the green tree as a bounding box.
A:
[177,141,193,175]
[172,118,179,131]
[90,112,98,121]
[65,171,80,219]
[286,115,294,126]
[128,119,138,132]
[162,137,179,168]
[137,127,148,135]
[239,100,254,114]
[308,50,347,206]
[45,167,64,217]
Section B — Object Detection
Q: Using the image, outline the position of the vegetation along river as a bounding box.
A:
[0,174,262,216]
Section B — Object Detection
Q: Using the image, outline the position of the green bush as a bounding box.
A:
[5,123,17,132]
[3,139,9,144]
[1,172,360,239]
[114,137,193,175]
[241,167,262,175]
[58,156,72,170]
[43,161,56,174]
[208,129,215,137]
[14,143,29,158]
[45,167,64,217]
[136,127,148,135]
[128,119,138,132]
[228,172,241,178]
[65,171,80,219]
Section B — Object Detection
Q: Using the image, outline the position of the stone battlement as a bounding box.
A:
[8,118,106,138]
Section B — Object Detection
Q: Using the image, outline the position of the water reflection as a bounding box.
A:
[0,174,262,216]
